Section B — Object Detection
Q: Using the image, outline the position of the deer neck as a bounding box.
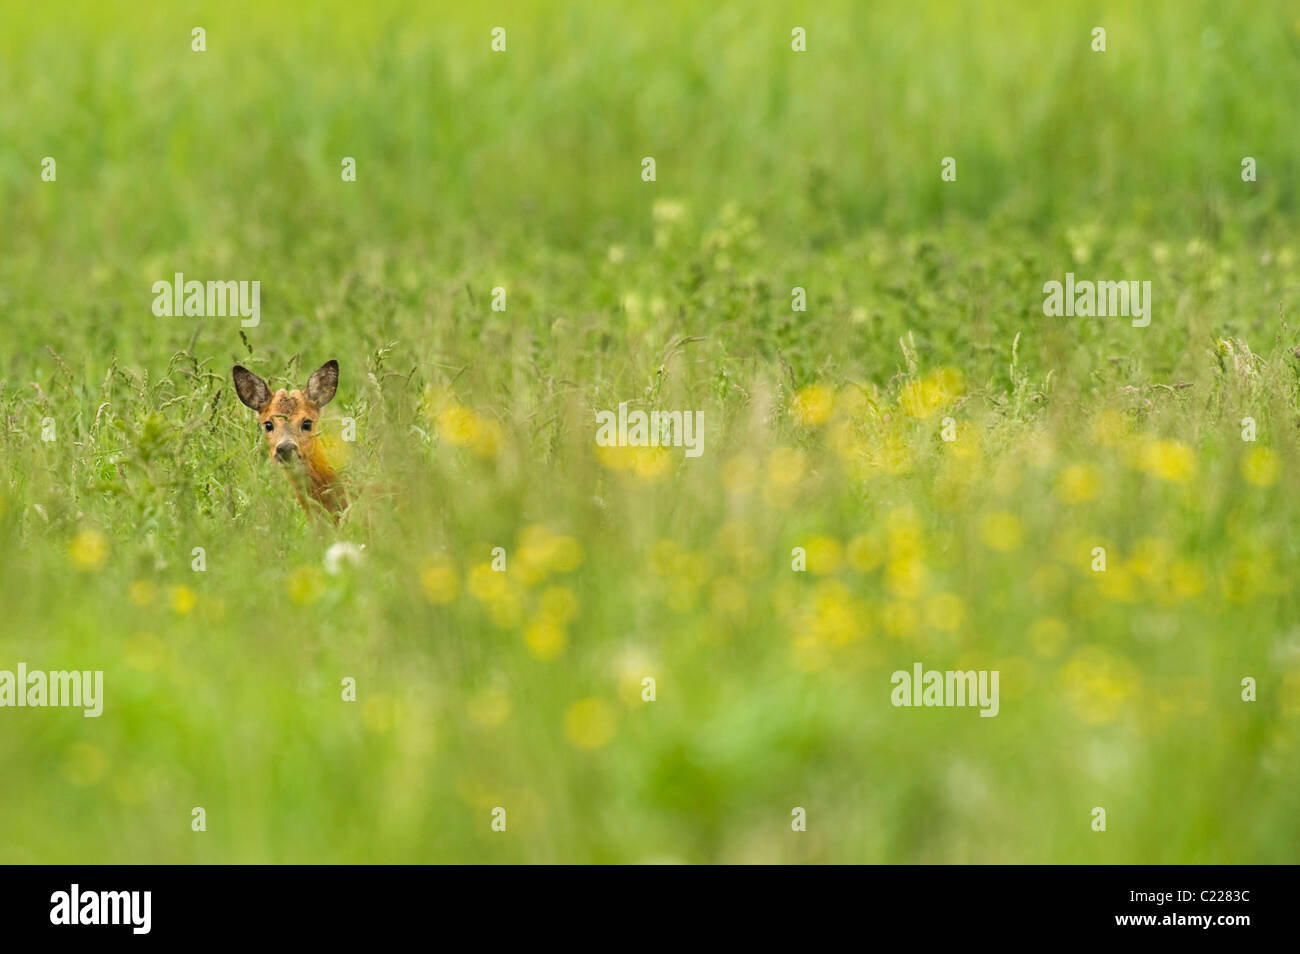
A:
[287,445,343,515]
[303,444,336,492]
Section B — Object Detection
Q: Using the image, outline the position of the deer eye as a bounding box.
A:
[302,420,312,431]
[263,421,273,432]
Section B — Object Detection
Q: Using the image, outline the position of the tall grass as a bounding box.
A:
[1,0,1298,862]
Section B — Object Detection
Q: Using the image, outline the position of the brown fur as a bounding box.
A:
[233,360,346,519]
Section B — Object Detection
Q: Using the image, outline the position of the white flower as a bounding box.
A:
[324,542,366,575]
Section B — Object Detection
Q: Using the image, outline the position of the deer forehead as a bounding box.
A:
[262,389,319,421]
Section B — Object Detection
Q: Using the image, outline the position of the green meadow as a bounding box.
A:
[1,0,1299,862]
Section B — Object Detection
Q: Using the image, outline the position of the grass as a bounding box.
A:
[1,0,1299,863]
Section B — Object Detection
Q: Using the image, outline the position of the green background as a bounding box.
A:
[1,0,1298,862]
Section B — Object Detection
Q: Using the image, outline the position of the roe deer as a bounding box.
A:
[232,359,347,518]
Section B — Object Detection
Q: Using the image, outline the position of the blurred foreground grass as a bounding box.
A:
[1,0,1299,862]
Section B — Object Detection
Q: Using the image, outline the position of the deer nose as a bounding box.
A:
[275,440,298,462]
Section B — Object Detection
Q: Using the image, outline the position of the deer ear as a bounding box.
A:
[306,359,339,407]
[232,365,271,410]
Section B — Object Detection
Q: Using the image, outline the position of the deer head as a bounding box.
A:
[232,359,346,517]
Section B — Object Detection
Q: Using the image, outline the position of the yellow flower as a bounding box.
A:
[538,586,579,624]
[675,551,713,586]
[1242,447,1279,487]
[979,512,1023,551]
[1056,463,1100,504]
[1221,554,1274,603]
[288,566,326,605]
[69,529,108,570]
[419,557,459,604]
[551,536,584,572]
[766,447,806,489]
[564,698,617,749]
[1095,564,1138,603]
[437,405,478,446]
[885,554,927,600]
[1129,538,1170,581]
[1143,439,1195,483]
[804,536,842,574]
[1169,559,1205,599]
[467,562,508,602]
[597,443,670,479]
[1059,646,1139,725]
[885,507,924,553]
[631,446,672,480]
[169,584,196,615]
[596,444,636,472]
[846,534,882,572]
[871,435,913,474]
[808,580,863,646]
[942,428,981,462]
[933,367,964,398]
[515,525,560,582]
[900,368,963,418]
[791,385,834,427]
[525,619,566,660]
